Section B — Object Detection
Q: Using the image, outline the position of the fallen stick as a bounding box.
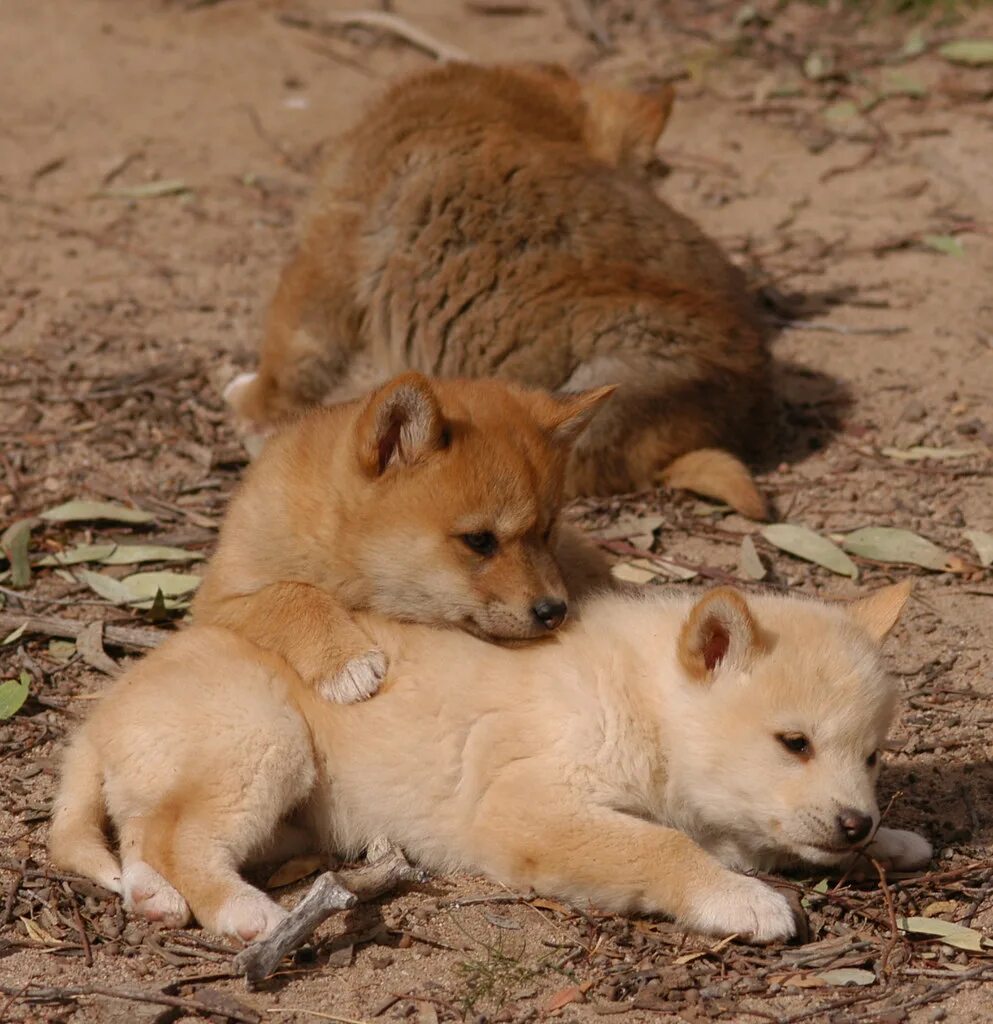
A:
[0,611,165,652]
[234,845,421,984]
[284,10,470,63]
[0,983,259,1024]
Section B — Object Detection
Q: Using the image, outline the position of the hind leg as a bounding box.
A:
[118,818,191,928]
[139,730,316,942]
[143,813,288,942]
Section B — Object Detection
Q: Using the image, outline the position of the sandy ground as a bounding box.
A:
[1,1,992,1022]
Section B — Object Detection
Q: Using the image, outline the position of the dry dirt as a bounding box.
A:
[1,1,992,1022]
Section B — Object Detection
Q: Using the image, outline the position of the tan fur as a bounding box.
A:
[195,372,614,701]
[50,584,930,943]
[227,63,771,518]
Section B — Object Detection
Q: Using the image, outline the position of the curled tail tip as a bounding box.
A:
[661,448,768,521]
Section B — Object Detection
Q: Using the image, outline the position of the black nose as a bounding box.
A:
[837,809,874,845]
[532,598,567,631]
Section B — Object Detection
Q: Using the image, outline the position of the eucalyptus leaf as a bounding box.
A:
[39,544,118,567]
[842,527,950,571]
[898,916,990,952]
[120,571,201,600]
[77,569,138,605]
[611,563,656,585]
[813,968,875,987]
[963,530,993,567]
[762,524,858,578]
[41,500,154,525]
[1,623,27,646]
[41,543,203,567]
[1,518,34,589]
[48,639,76,662]
[938,39,993,67]
[0,670,31,719]
[901,27,927,58]
[738,535,766,581]
[922,234,964,258]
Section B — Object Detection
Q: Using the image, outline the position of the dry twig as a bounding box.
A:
[234,845,420,984]
[0,611,165,652]
[281,9,469,63]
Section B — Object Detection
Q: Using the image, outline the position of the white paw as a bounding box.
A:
[213,890,288,943]
[683,872,797,943]
[223,371,258,404]
[122,861,191,928]
[867,827,932,871]
[319,649,388,704]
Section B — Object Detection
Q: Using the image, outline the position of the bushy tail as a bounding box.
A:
[48,734,122,895]
[661,448,767,520]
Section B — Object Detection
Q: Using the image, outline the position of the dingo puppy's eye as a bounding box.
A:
[462,532,499,557]
[866,750,879,768]
[777,732,811,758]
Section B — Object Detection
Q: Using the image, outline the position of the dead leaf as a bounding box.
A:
[738,535,766,580]
[597,515,664,541]
[898,916,991,952]
[20,916,61,945]
[40,543,203,567]
[265,854,324,889]
[762,524,858,578]
[121,571,201,600]
[76,621,119,676]
[77,569,135,605]
[39,543,118,567]
[611,563,656,584]
[0,671,31,720]
[1,518,35,589]
[96,178,191,200]
[938,39,993,66]
[1,623,27,646]
[542,983,591,1014]
[781,974,827,989]
[814,968,876,987]
[922,900,959,919]
[47,639,76,662]
[530,898,573,915]
[842,527,954,571]
[922,234,965,258]
[963,530,993,567]
[41,500,154,524]
[649,557,698,581]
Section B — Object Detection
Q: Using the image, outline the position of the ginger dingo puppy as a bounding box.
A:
[50,582,930,943]
[226,64,771,518]
[194,371,613,702]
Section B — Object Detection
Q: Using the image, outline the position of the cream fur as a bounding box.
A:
[49,583,930,944]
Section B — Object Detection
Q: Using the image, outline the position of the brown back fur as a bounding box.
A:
[230,64,771,518]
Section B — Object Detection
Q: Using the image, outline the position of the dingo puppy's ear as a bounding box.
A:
[546,385,616,446]
[582,83,675,169]
[846,580,912,643]
[678,587,766,682]
[356,372,448,476]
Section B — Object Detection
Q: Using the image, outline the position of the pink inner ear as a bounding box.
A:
[702,621,730,671]
[377,417,403,474]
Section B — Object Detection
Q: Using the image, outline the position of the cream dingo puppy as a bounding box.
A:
[50,582,930,943]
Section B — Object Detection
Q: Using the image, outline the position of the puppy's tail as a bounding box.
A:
[661,448,767,520]
[48,733,122,895]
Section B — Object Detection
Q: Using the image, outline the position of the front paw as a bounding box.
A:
[866,827,932,871]
[681,871,797,943]
[318,649,388,704]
